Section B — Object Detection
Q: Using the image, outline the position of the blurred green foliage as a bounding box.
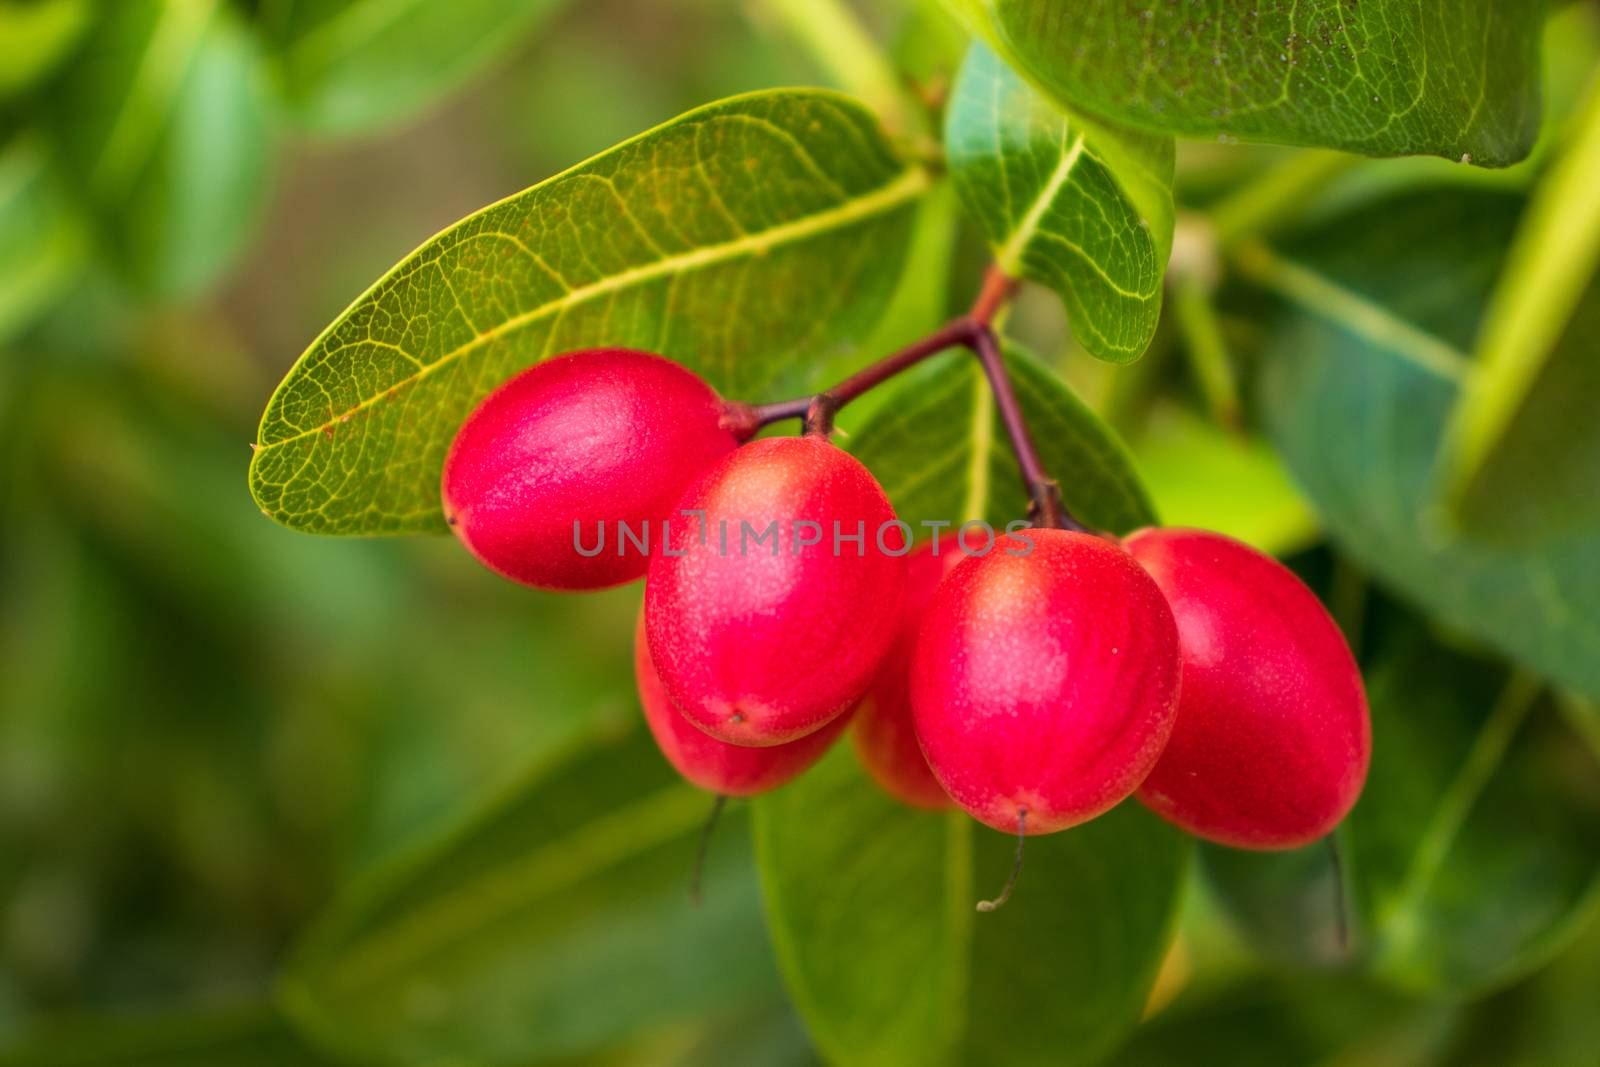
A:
[2,1,1600,1065]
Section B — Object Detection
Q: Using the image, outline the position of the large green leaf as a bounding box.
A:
[945,43,1173,363]
[31,0,276,298]
[0,1004,334,1067]
[262,0,568,137]
[1204,632,1600,995]
[755,347,1186,1065]
[281,726,784,1066]
[755,748,1188,1067]
[249,90,928,535]
[945,0,1544,166]
[847,342,1157,533]
[1245,186,1600,700]
[0,134,86,341]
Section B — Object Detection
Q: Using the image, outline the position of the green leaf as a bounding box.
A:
[1242,186,1600,701]
[281,727,783,1066]
[262,0,568,137]
[31,0,276,299]
[945,43,1173,363]
[1204,632,1600,995]
[755,350,1183,1064]
[754,747,1189,1067]
[0,0,90,99]
[847,341,1156,532]
[0,1003,334,1067]
[944,0,1544,166]
[1437,77,1600,543]
[0,134,86,342]
[249,90,928,535]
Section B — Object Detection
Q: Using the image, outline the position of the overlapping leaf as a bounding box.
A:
[945,0,1544,166]
[946,44,1173,363]
[755,346,1186,1065]
[1204,632,1600,995]
[30,0,275,298]
[249,90,928,535]
[280,727,783,1066]
[262,0,568,137]
[1249,186,1600,700]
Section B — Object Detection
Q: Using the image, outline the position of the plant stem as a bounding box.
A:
[725,267,1083,531]
[753,0,923,138]
[967,326,1075,530]
[1171,271,1242,431]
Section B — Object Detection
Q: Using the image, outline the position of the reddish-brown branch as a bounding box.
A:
[723,266,1084,531]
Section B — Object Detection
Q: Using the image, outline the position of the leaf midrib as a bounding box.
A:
[255,165,931,453]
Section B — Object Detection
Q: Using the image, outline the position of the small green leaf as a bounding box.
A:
[249,90,928,535]
[848,342,1156,532]
[0,1003,333,1067]
[944,0,1544,166]
[1204,632,1600,995]
[281,727,782,1066]
[31,0,276,299]
[1243,185,1600,701]
[754,747,1189,1066]
[262,0,568,137]
[946,43,1173,363]
[0,134,86,341]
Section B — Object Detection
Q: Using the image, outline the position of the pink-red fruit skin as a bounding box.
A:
[1125,528,1371,850]
[645,435,906,747]
[910,529,1182,834]
[853,538,962,810]
[634,614,846,795]
[441,349,739,590]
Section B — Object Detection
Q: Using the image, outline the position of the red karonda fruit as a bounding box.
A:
[852,535,972,810]
[634,613,846,795]
[1124,527,1371,849]
[910,528,1182,836]
[645,434,906,746]
[441,349,740,590]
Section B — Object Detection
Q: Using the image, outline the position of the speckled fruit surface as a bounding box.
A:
[633,613,846,795]
[853,537,967,810]
[910,529,1182,834]
[441,349,738,590]
[1126,527,1371,849]
[645,435,906,746]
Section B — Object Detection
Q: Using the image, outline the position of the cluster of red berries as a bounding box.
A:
[443,348,1372,891]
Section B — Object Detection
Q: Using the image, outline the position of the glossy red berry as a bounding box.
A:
[852,537,966,810]
[441,349,739,590]
[634,613,846,795]
[1124,528,1371,849]
[910,529,1182,834]
[645,435,906,746]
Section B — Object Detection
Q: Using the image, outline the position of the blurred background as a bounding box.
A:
[2,1,1598,1064]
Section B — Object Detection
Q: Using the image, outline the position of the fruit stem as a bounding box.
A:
[690,794,729,906]
[728,264,1086,530]
[977,808,1027,913]
[1327,832,1351,954]
[966,325,1081,531]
